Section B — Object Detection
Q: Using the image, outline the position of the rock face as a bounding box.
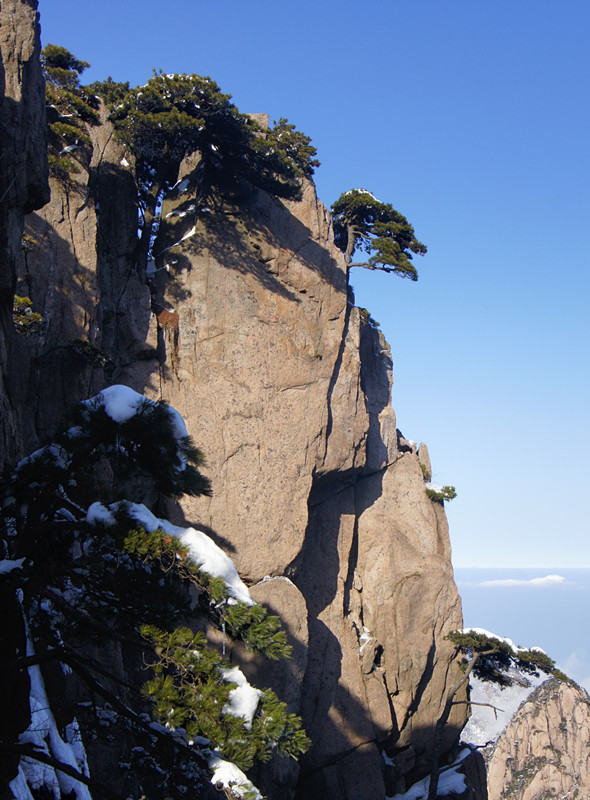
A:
[0,0,48,467]
[0,1,48,787]
[17,107,148,450]
[486,679,590,800]
[134,174,467,797]
[13,98,467,797]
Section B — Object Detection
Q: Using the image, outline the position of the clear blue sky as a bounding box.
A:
[39,0,590,567]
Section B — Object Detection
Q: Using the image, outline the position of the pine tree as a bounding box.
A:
[331,188,427,279]
[91,73,308,273]
[41,44,99,178]
[425,630,566,800]
[265,118,320,178]
[1,385,308,799]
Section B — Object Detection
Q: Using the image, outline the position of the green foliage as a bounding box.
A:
[59,394,212,501]
[265,117,320,177]
[121,524,291,658]
[47,152,79,178]
[86,76,130,107]
[2,387,308,797]
[50,121,92,147]
[419,461,432,481]
[42,43,90,84]
[358,307,380,327]
[12,295,44,335]
[224,603,290,660]
[446,630,565,687]
[141,625,309,769]
[42,44,99,178]
[69,337,110,367]
[425,484,456,503]
[105,72,303,202]
[331,189,427,279]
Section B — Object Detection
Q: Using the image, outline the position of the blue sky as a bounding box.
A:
[39,0,590,567]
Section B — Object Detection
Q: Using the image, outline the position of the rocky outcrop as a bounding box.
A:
[15,108,467,796]
[486,679,590,800]
[0,0,48,467]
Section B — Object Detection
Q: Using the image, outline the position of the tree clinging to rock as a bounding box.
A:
[91,71,316,272]
[331,188,427,279]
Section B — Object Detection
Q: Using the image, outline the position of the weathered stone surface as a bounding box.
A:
[151,179,349,581]
[0,0,48,467]
[486,679,590,800]
[417,442,432,481]
[17,108,149,449]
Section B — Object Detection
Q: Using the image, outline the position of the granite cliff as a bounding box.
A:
[487,679,590,799]
[16,121,469,799]
[2,7,473,798]
[0,0,48,467]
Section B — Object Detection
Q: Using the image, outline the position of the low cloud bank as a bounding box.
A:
[478,574,567,588]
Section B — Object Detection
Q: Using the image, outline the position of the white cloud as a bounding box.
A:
[478,574,568,588]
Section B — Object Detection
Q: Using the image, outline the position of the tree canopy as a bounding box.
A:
[109,72,301,199]
[331,189,427,279]
[265,117,320,178]
[89,71,317,271]
[447,629,566,687]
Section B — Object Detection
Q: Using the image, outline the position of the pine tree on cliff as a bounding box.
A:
[41,44,99,177]
[265,117,320,178]
[1,386,308,799]
[426,630,566,800]
[331,189,427,278]
[92,72,315,273]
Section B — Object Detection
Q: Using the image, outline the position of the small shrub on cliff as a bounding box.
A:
[69,336,111,367]
[425,484,456,503]
[419,461,432,481]
[358,307,380,327]
[12,295,44,335]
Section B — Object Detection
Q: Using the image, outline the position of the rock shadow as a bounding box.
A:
[16,208,106,449]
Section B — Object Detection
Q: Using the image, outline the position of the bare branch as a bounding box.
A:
[451,699,505,719]
[0,741,118,800]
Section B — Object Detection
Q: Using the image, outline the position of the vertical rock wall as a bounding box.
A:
[0,0,48,467]
[141,175,467,798]
[15,108,467,796]
[0,1,48,789]
[15,110,149,450]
